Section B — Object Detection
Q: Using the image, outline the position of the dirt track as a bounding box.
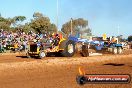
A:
[0,50,132,88]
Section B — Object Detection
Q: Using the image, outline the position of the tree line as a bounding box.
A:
[0,12,57,34]
[0,12,92,36]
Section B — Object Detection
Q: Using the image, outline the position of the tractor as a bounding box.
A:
[80,36,123,57]
[26,34,77,59]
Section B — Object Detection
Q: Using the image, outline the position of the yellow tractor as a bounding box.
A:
[26,34,76,59]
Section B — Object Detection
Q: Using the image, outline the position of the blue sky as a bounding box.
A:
[0,0,132,38]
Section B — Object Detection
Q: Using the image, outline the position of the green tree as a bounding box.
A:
[0,16,12,30]
[12,16,26,27]
[83,28,92,36]
[128,35,132,42]
[10,16,26,32]
[33,12,43,19]
[13,16,26,22]
[48,23,57,34]
[61,18,91,36]
[30,16,50,33]
[22,23,32,33]
[0,15,26,31]
[30,12,56,34]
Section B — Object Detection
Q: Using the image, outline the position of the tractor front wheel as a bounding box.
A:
[26,52,31,58]
[39,51,46,59]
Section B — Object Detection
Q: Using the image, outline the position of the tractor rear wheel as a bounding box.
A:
[61,40,75,57]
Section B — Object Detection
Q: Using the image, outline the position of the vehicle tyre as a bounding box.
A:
[39,51,46,59]
[26,52,31,58]
[117,47,123,54]
[112,47,118,54]
[61,40,75,57]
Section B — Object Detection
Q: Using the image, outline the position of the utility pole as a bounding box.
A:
[71,18,73,35]
[56,0,59,33]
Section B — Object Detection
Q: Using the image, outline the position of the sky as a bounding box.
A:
[0,0,132,38]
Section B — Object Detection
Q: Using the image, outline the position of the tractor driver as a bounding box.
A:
[53,34,60,46]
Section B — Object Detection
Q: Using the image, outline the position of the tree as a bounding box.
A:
[14,16,26,22]
[30,12,56,34]
[12,16,26,26]
[33,12,43,19]
[0,16,12,30]
[61,18,91,36]
[8,16,26,32]
[22,23,31,33]
[48,24,57,34]
[128,35,132,42]
[0,12,57,34]
[83,28,92,36]
[30,16,50,33]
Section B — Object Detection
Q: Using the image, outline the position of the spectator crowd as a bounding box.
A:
[0,29,57,53]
